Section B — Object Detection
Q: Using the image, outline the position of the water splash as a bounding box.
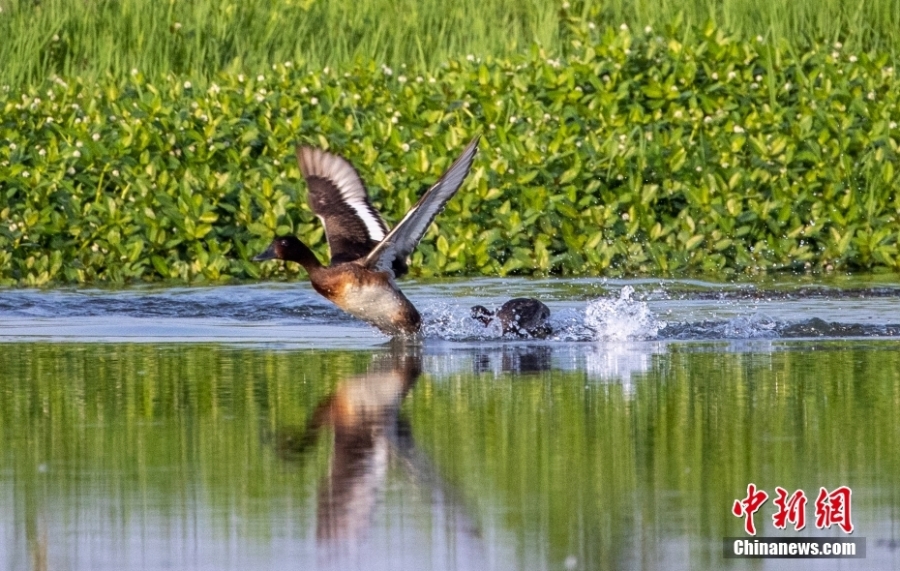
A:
[583,286,665,341]
[420,302,505,340]
[422,287,666,342]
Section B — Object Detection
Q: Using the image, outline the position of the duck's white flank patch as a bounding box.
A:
[307,150,387,241]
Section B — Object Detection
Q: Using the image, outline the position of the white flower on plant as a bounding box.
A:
[868,92,876,100]
[76,141,83,147]
[849,55,858,62]
[401,143,410,152]
[9,143,16,150]
[257,74,265,82]
[73,150,81,158]
[509,116,517,124]
[131,68,138,76]
[733,125,745,133]
[256,94,264,102]
[112,169,119,177]
[727,71,737,80]
[67,167,75,175]
[620,23,628,31]
[391,116,398,124]
[310,97,319,105]
[92,133,100,141]
[184,81,192,89]
[22,171,29,178]
[38,149,46,156]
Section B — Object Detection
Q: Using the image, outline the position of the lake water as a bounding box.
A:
[1,277,899,570]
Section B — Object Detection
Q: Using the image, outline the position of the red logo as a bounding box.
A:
[772,487,807,531]
[814,486,854,533]
[732,485,853,535]
[732,484,769,536]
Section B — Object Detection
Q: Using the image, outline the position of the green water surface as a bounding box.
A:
[1,342,898,570]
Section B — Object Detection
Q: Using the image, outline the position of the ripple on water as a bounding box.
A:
[0,278,899,345]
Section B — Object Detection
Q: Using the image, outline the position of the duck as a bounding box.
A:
[254,136,480,336]
[471,297,552,338]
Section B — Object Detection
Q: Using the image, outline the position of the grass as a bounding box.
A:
[3,3,900,284]
[3,20,900,285]
[2,0,900,86]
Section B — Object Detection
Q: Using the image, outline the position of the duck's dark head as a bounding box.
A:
[470,305,495,326]
[253,236,320,268]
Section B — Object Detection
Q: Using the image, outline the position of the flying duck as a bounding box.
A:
[254,136,480,336]
[471,298,552,338]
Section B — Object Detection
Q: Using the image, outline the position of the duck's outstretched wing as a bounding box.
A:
[362,135,480,277]
[297,147,390,265]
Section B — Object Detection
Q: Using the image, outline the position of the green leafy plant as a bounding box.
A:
[2,20,900,284]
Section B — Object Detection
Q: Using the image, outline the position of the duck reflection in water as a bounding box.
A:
[473,345,553,375]
[273,345,483,559]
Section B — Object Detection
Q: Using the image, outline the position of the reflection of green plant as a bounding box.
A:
[3,20,900,284]
[3,342,897,568]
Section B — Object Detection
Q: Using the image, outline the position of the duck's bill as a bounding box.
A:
[252,244,277,261]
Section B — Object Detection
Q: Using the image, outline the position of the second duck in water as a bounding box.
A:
[254,136,480,336]
[471,298,552,338]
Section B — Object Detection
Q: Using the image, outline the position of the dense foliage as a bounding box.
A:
[2,21,900,284]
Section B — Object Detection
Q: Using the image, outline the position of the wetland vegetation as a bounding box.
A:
[2,1,900,284]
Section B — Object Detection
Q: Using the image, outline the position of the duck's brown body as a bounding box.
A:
[309,264,421,335]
